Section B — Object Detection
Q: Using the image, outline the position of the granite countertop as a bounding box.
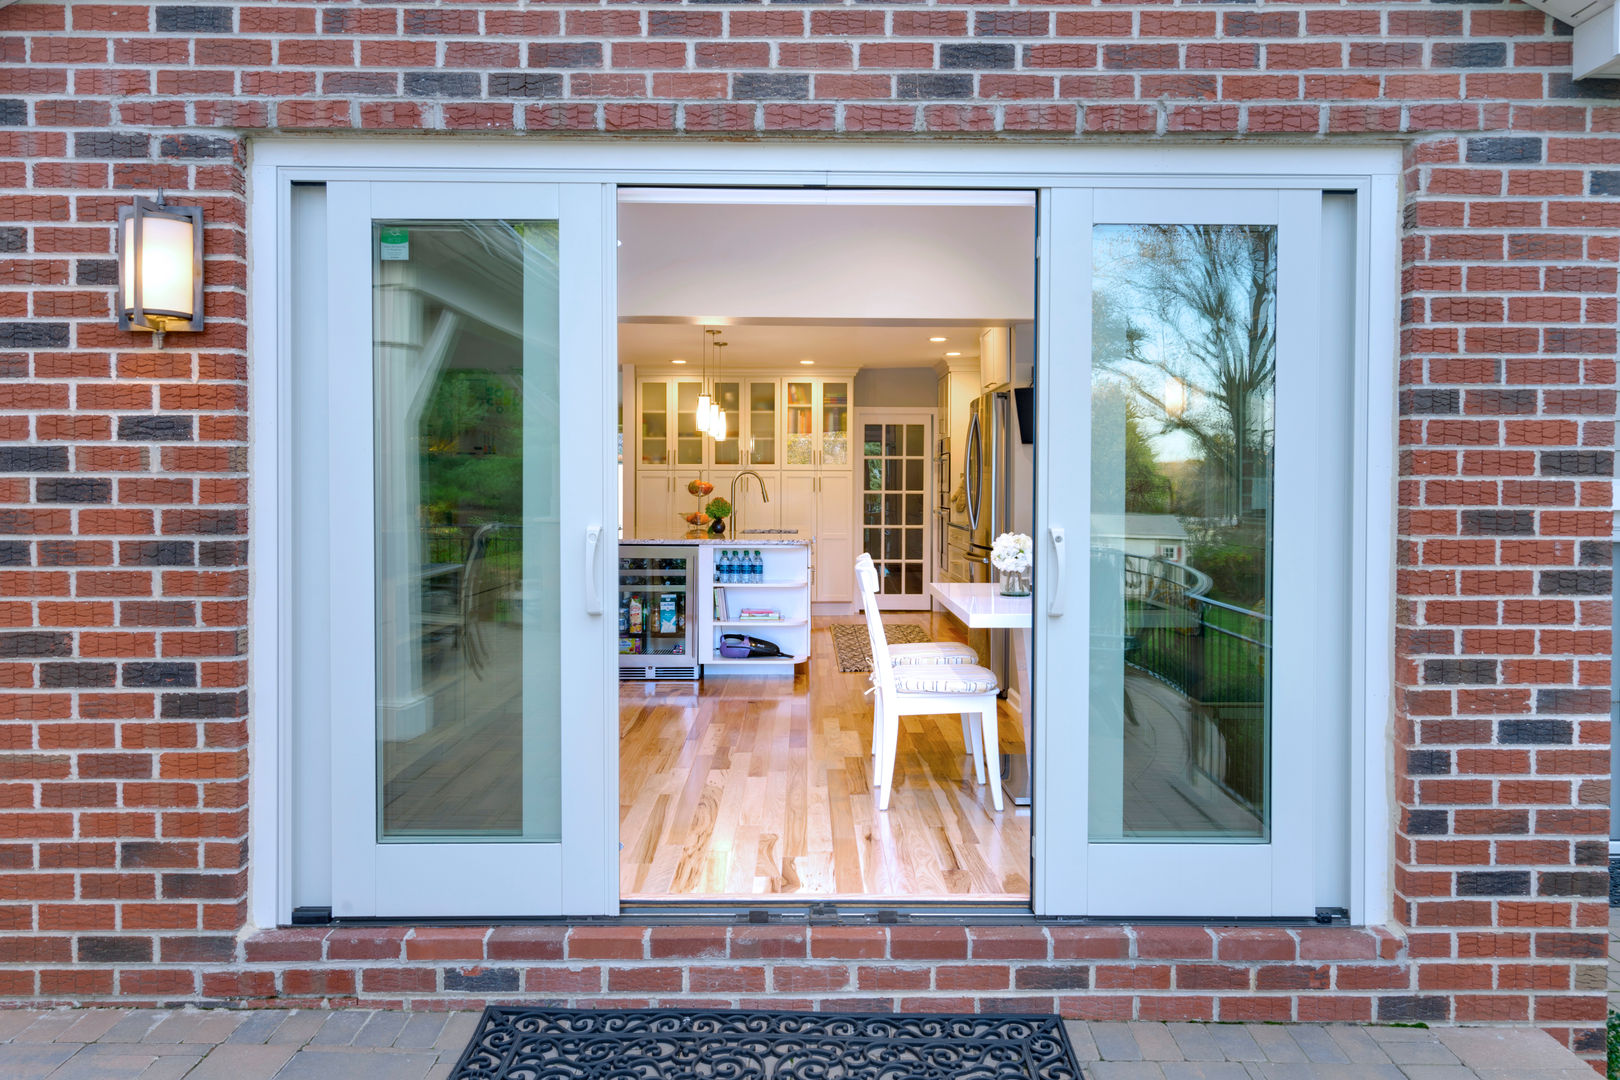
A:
[622,537,810,547]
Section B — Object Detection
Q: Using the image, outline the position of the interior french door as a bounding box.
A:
[322,181,616,917]
[859,410,935,611]
[1036,186,1349,917]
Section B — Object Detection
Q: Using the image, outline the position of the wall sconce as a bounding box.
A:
[117,193,203,342]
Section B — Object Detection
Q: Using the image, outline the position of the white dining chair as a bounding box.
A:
[856,554,1003,812]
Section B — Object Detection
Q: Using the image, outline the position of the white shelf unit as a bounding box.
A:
[698,544,812,676]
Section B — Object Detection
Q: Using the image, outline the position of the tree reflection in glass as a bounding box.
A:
[1088,224,1277,843]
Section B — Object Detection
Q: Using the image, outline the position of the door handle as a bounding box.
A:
[584,525,604,615]
[1046,525,1066,617]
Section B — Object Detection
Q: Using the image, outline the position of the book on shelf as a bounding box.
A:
[738,609,780,621]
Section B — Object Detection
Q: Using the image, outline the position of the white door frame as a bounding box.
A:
[854,407,937,612]
[1041,187,1327,918]
[248,141,1397,928]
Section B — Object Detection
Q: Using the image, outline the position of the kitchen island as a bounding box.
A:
[619,538,811,679]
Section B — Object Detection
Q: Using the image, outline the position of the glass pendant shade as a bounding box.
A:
[117,196,204,332]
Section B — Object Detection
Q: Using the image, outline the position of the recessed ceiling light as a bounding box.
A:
[671,359,686,364]
[799,359,815,365]
[944,351,962,357]
[929,336,947,343]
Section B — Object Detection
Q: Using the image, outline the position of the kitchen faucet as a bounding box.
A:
[730,469,770,516]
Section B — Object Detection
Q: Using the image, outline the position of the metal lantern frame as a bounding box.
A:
[116,194,205,333]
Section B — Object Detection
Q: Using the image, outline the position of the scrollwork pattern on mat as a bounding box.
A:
[450,1008,1082,1080]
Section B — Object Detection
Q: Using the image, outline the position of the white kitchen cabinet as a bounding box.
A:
[745,378,778,467]
[815,468,855,603]
[636,374,855,561]
[637,377,706,469]
[778,473,817,545]
[710,379,743,468]
[782,377,850,471]
[634,472,681,540]
[779,470,855,603]
[980,325,1011,390]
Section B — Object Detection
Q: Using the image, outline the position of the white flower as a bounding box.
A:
[990,532,1032,574]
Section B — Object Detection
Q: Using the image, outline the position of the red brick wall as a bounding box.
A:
[0,0,1614,1066]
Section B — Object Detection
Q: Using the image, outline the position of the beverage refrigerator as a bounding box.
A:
[617,545,699,681]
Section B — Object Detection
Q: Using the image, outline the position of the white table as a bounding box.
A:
[929,581,1032,807]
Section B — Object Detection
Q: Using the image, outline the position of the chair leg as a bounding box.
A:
[961,713,986,785]
[978,701,1003,812]
[878,704,902,811]
[871,690,883,767]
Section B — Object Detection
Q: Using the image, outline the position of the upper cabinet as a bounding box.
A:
[980,325,1011,390]
[746,379,777,467]
[638,377,707,468]
[783,377,850,471]
[637,374,838,473]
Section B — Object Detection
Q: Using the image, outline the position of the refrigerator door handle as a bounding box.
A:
[1046,526,1066,617]
[964,408,981,532]
[583,525,605,615]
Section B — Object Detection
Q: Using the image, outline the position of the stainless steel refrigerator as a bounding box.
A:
[963,388,1013,689]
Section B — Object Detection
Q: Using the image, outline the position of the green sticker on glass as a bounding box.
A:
[379,226,409,261]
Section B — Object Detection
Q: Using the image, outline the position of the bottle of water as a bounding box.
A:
[716,550,729,584]
[752,550,763,582]
[725,550,738,584]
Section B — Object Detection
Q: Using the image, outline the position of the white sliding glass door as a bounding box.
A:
[322,181,616,917]
[1036,186,1353,917]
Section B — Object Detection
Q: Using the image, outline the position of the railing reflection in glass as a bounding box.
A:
[1088,223,1277,843]
[373,220,562,844]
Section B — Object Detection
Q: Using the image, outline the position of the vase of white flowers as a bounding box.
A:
[991,532,1033,597]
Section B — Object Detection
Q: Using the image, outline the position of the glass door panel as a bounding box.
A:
[325,180,614,918]
[713,380,741,467]
[859,415,931,610]
[1088,222,1276,844]
[748,380,777,466]
[785,379,814,466]
[1036,186,1329,919]
[639,380,667,466]
[822,381,849,465]
[373,219,560,844]
[675,380,703,466]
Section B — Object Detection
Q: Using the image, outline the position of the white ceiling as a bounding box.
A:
[616,190,1031,372]
[618,321,981,371]
[618,197,1035,323]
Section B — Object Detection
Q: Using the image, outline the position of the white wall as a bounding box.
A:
[855,367,940,408]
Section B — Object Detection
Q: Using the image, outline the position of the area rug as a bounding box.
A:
[829,622,933,672]
[448,1007,1083,1080]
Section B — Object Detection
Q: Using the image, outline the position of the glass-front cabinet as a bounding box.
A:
[746,379,777,466]
[784,377,849,470]
[822,380,850,466]
[636,375,846,473]
[639,378,705,468]
[712,380,742,467]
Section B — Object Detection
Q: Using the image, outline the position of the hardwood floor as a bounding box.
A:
[619,612,1030,901]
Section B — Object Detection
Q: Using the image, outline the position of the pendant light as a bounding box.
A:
[696,328,718,437]
[712,340,729,440]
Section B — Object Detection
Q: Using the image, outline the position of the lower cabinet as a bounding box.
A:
[634,473,679,539]
[780,471,855,604]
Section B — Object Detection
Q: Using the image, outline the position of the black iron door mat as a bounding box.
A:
[449,1007,1084,1080]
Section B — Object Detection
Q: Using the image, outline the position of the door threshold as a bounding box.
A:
[618,899,1034,924]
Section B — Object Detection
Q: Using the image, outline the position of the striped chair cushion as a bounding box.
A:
[888,663,999,696]
[887,642,979,666]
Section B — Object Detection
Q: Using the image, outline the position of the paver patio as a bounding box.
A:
[0,1007,1598,1079]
